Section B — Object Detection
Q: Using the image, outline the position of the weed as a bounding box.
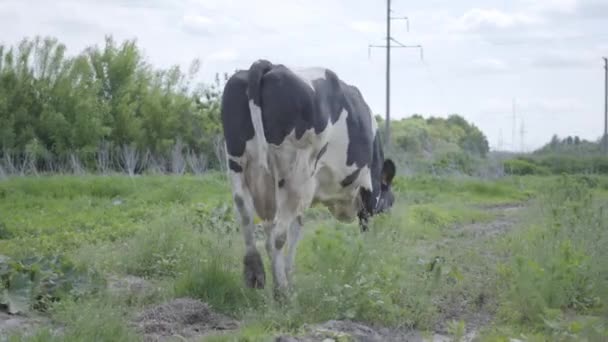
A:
[447,319,466,341]
[495,175,608,335]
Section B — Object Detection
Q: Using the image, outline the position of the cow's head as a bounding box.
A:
[358,156,396,232]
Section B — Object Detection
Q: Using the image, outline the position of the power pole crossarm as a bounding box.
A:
[369,43,424,60]
[390,38,424,60]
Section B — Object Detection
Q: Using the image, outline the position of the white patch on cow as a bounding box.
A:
[310,108,373,220]
[248,99,269,172]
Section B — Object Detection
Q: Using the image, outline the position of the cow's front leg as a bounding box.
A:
[285,216,303,289]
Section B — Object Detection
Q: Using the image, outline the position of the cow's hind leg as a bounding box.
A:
[229,170,265,289]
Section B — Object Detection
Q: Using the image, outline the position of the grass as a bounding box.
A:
[1,173,607,341]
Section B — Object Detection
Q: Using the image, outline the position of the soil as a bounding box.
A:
[0,311,55,342]
[107,274,157,298]
[131,298,239,342]
[275,319,482,342]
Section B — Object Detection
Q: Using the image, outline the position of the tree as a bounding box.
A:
[0,35,225,173]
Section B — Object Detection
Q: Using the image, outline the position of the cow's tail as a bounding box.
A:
[247,59,273,172]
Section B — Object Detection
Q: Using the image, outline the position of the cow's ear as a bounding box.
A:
[382,159,396,185]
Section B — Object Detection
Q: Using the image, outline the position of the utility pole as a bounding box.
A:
[602,57,608,153]
[368,0,422,149]
[386,0,391,147]
[512,98,517,152]
[498,128,503,151]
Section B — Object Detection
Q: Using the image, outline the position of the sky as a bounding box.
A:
[1,0,607,151]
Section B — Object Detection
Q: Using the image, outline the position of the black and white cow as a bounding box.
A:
[220,59,396,298]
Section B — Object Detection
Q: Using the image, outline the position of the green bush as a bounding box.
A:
[0,254,104,314]
[503,158,549,176]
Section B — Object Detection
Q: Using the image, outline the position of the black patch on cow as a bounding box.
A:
[275,231,287,250]
[278,179,285,188]
[221,70,255,158]
[314,142,329,170]
[340,168,362,187]
[247,60,274,107]
[254,66,346,146]
[229,160,243,173]
[341,83,375,169]
[234,195,251,225]
[357,131,388,217]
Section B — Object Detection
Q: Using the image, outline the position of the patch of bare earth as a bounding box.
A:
[463,203,524,238]
[132,298,239,341]
[432,203,525,341]
[0,311,54,341]
[275,319,482,342]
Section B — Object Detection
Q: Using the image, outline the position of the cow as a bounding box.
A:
[220,59,396,300]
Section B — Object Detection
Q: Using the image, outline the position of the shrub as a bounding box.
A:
[503,158,548,176]
[0,254,104,314]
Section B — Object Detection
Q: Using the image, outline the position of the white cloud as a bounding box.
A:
[525,0,578,13]
[470,58,510,73]
[451,8,541,33]
[525,98,586,113]
[207,49,239,62]
[575,0,608,19]
[526,51,596,69]
[181,14,215,35]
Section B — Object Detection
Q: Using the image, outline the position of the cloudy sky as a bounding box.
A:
[1,0,607,151]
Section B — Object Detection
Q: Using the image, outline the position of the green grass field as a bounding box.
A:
[1,173,607,341]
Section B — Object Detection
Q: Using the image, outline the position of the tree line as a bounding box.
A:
[0,36,227,175]
[503,134,608,176]
[0,35,495,177]
[375,114,493,176]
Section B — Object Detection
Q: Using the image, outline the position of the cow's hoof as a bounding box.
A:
[243,250,265,289]
[273,286,289,305]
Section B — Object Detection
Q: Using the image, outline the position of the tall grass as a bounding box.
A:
[491,175,608,340]
[5,174,606,341]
